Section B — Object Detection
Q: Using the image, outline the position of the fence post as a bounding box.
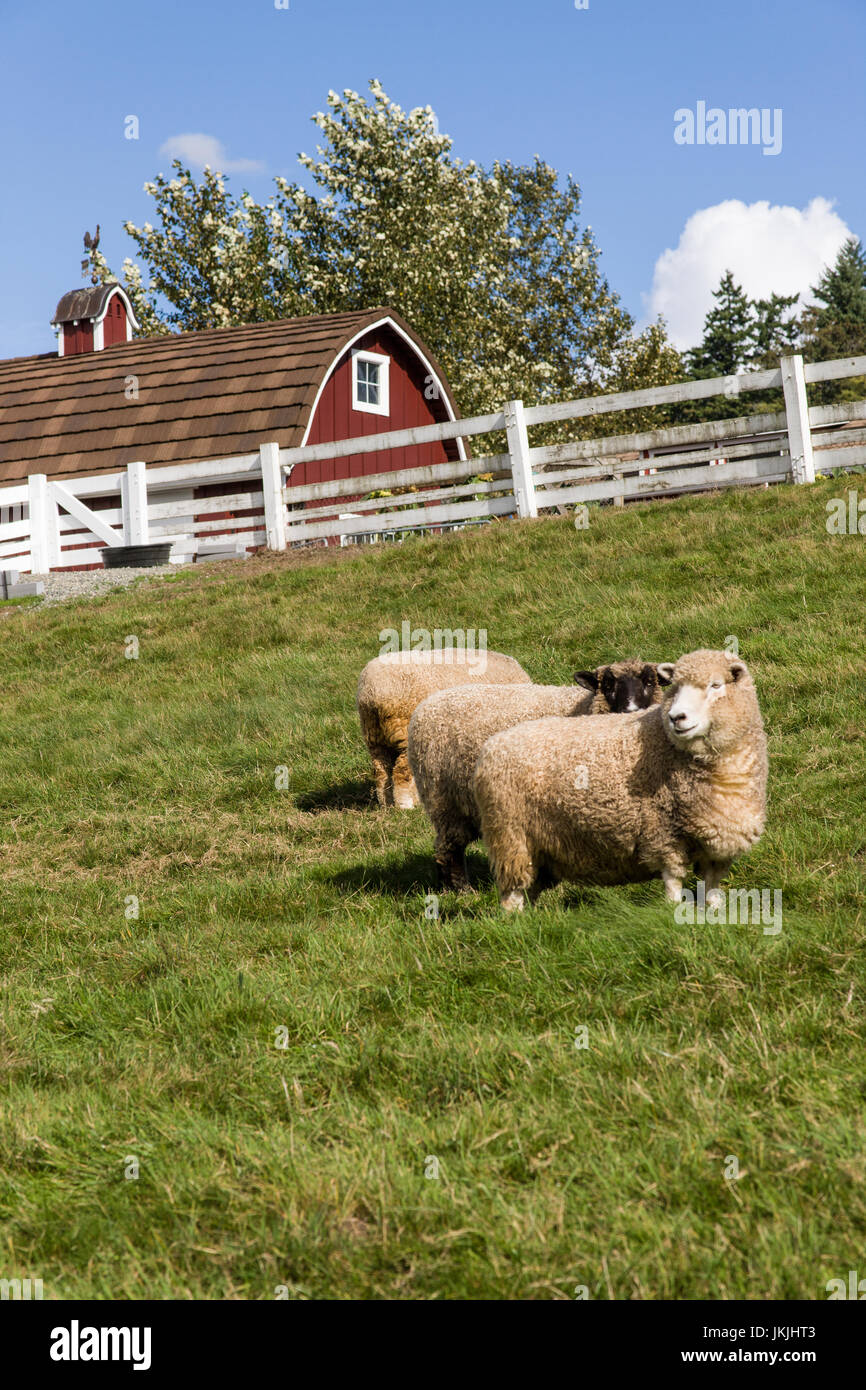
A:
[780,354,815,484]
[504,400,538,518]
[27,473,59,572]
[123,461,150,545]
[260,442,287,550]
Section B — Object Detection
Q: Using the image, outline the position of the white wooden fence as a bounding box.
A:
[1,353,864,573]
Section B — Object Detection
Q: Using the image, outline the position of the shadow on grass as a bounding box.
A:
[326,853,671,919]
[295,778,374,811]
[327,849,497,902]
[328,852,439,897]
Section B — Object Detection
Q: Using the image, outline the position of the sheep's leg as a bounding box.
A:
[476,781,536,912]
[698,856,732,909]
[437,851,469,893]
[663,848,694,905]
[435,823,473,892]
[662,869,684,904]
[490,837,536,913]
[369,745,396,807]
[391,748,419,809]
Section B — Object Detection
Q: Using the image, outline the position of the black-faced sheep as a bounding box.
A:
[357,648,531,808]
[408,659,670,889]
[573,660,667,714]
[473,649,767,911]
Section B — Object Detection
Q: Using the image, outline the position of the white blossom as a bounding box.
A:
[88,79,679,426]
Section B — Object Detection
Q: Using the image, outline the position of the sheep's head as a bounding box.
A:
[658,649,759,755]
[574,660,672,713]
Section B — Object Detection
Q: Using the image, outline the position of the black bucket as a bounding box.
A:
[101,542,173,569]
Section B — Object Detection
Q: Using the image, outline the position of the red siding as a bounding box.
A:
[188,325,463,551]
[63,320,94,355]
[192,477,261,550]
[290,327,459,490]
[103,293,128,347]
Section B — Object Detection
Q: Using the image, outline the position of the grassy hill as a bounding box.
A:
[1,473,864,1300]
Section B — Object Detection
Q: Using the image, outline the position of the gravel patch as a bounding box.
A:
[29,566,176,606]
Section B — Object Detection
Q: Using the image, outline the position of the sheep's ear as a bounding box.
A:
[729,662,746,682]
[640,663,657,685]
[573,670,600,692]
[656,663,675,687]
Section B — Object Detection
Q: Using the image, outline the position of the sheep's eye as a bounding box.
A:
[710,681,722,690]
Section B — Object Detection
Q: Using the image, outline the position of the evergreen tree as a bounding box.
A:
[749,292,800,369]
[684,271,754,378]
[800,238,866,402]
[810,237,866,329]
[801,239,866,362]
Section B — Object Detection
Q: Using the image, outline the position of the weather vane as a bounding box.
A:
[81,224,100,284]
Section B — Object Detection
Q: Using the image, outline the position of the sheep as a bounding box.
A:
[357,647,531,808]
[473,649,767,912]
[408,659,670,889]
[572,660,669,715]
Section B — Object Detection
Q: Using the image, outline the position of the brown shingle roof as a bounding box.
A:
[0,307,455,485]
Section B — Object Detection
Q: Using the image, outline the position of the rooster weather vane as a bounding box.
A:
[81,225,100,284]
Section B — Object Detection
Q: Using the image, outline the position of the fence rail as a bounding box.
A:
[1,354,864,573]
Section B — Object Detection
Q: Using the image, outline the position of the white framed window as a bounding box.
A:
[352,349,390,416]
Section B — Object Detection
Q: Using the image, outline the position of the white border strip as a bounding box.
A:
[299,316,467,462]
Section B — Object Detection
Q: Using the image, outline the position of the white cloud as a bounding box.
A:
[158,133,264,174]
[645,197,852,349]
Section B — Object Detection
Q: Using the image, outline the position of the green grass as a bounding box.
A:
[0,595,41,611]
[1,474,865,1300]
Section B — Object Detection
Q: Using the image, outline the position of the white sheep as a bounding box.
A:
[357,647,531,808]
[408,660,669,889]
[473,649,768,911]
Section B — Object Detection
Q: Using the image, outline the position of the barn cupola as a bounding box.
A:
[51,282,139,357]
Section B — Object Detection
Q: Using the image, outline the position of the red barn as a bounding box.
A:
[0,291,465,568]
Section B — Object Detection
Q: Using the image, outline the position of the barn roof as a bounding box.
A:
[0,307,458,486]
[52,284,122,324]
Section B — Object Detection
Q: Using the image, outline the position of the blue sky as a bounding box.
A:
[2,0,863,359]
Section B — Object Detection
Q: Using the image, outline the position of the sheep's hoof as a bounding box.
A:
[706,887,725,909]
[500,891,526,913]
[393,791,418,809]
[437,867,469,893]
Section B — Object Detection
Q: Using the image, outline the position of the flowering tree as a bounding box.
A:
[89,80,680,425]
